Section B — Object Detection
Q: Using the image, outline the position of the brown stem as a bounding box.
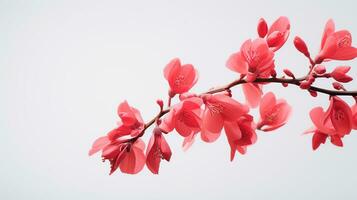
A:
[132,76,357,142]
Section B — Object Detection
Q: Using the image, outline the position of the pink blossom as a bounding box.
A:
[89,137,146,175]
[226,38,275,81]
[257,92,292,131]
[146,128,172,174]
[107,101,145,140]
[224,114,257,161]
[266,16,290,52]
[310,96,353,137]
[159,97,202,137]
[330,66,353,83]
[316,19,357,63]
[164,58,198,95]
[201,93,249,142]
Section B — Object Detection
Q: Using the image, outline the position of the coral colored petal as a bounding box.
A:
[160,135,172,161]
[267,16,290,51]
[224,122,242,161]
[175,119,194,137]
[332,47,357,60]
[88,136,110,156]
[120,146,146,174]
[331,135,343,147]
[226,52,248,74]
[312,131,328,150]
[318,36,338,61]
[242,83,263,108]
[272,100,292,125]
[145,135,160,174]
[117,101,137,126]
[331,97,353,136]
[214,94,249,121]
[321,19,335,50]
[259,92,276,118]
[202,108,224,134]
[201,127,222,143]
[182,133,196,151]
[310,107,335,134]
[159,109,176,133]
[131,107,144,124]
[164,58,181,80]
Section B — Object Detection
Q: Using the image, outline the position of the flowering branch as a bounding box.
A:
[89,16,357,175]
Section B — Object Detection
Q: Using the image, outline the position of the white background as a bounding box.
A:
[1,0,357,199]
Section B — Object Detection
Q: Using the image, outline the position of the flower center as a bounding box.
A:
[174,75,185,86]
[153,146,164,159]
[334,110,345,121]
[338,35,351,48]
[207,103,224,114]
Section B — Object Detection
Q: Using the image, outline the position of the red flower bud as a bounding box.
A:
[270,69,277,78]
[314,65,326,74]
[300,81,311,89]
[282,82,288,87]
[307,75,315,84]
[267,31,283,47]
[257,18,268,38]
[293,36,310,57]
[156,99,164,111]
[330,66,353,83]
[309,90,317,97]
[283,69,295,78]
[332,82,344,90]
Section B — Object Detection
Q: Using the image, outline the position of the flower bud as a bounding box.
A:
[299,81,311,89]
[257,18,268,38]
[267,31,283,47]
[330,66,353,83]
[283,69,295,78]
[314,65,326,74]
[332,82,344,90]
[309,90,317,97]
[307,75,315,84]
[293,36,310,57]
[156,99,164,111]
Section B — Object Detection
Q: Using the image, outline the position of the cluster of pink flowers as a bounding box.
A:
[89,17,357,175]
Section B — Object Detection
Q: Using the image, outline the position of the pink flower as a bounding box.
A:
[201,93,249,142]
[146,128,172,174]
[310,96,353,137]
[315,19,357,63]
[226,38,275,81]
[330,66,353,83]
[107,101,145,140]
[257,92,292,131]
[159,97,202,137]
[89,137,146,175]
[164,58,198,95]
[224,114,257,161]
[266,16,290,52]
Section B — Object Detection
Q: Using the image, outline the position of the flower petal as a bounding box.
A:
[88,136,110,156]
[242,83,263,108]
